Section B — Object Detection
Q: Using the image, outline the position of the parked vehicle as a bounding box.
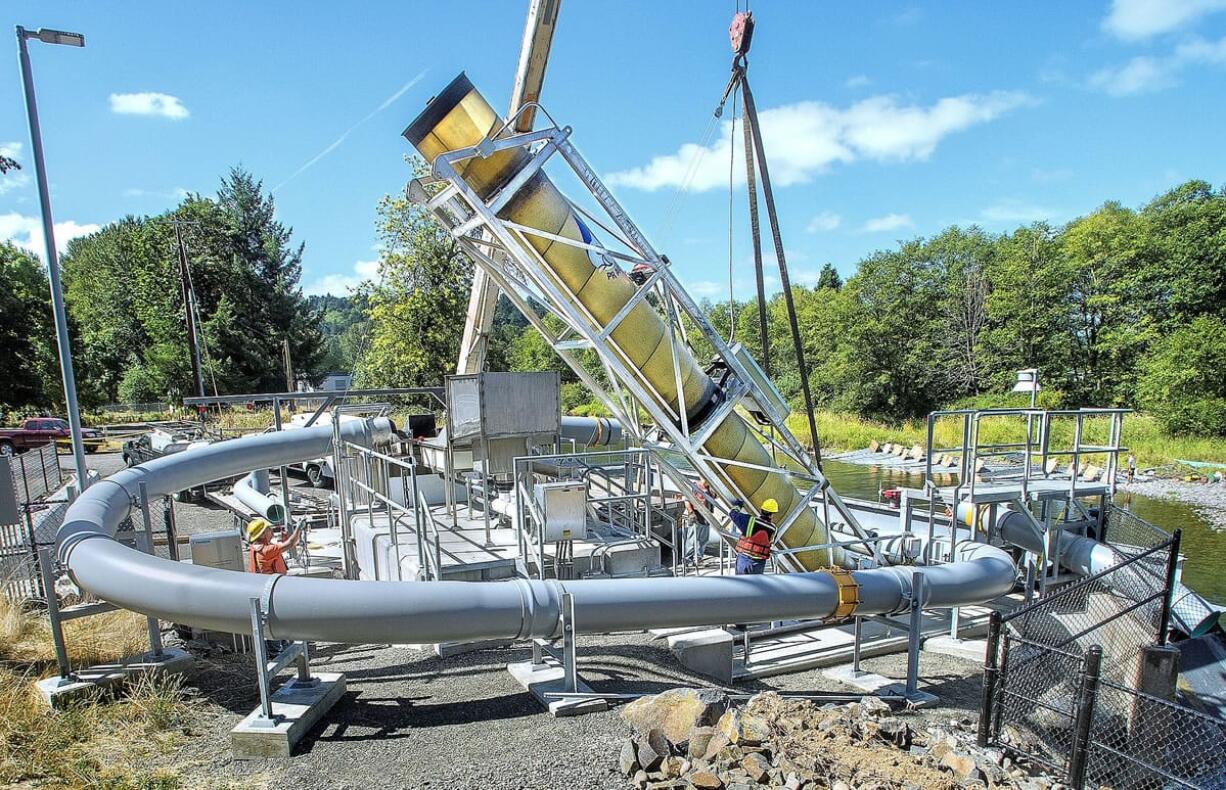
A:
[0,417,100,456]
[122,428,213,501]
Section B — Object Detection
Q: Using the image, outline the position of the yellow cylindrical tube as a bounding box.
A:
[404,74,829,567]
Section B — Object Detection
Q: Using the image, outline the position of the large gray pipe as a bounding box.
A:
[57,419,1017,642]
[233,470,286,523]
[560,415,623,448]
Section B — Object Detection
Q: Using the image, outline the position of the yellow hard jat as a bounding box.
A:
[405,74,830,567]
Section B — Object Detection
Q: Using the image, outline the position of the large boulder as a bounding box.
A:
[621,688,729,745]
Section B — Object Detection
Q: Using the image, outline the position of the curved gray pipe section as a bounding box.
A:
[1058,532,1219,638]
[234,470,286,523]
[58,419,1017,643]
[560,416,623,447]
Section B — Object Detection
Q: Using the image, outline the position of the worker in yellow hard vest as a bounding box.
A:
[731,498,777,575]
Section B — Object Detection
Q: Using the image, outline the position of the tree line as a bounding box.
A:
[0,168,323,415]
[3,166,1223,440]
[355,177,1226,438]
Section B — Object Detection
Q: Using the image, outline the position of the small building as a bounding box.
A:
[318,372,353,392]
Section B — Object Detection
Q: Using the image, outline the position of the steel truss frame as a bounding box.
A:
[408,106,881,569]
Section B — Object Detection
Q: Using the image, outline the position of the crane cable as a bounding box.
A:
[720,12,823,468]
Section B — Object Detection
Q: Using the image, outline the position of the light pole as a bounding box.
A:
[16,25,90,489]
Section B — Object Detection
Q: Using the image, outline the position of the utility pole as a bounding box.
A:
[16,25,89,489]
[282,338,294,392]
[172,219,206,398]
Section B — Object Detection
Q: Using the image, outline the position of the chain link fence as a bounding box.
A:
[1,484,178,603]
[979,534,1226,788]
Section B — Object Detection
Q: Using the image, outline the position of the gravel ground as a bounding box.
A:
[1120,477,1226,532]
[151,637,986,790]
[81,451,989,789]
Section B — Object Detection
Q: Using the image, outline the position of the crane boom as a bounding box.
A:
[456,0,562,374]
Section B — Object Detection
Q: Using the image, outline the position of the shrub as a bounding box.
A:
[1138,317,1226,436]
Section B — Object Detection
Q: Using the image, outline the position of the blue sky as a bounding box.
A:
[3,1,1225,299]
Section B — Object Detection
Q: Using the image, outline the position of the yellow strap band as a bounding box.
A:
[824,566,860,620]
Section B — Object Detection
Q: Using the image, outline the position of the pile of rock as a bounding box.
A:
[617,689,1060,790]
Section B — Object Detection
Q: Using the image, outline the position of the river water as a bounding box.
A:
[819,459,1226,606]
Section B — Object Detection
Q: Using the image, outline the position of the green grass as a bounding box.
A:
[787,410,1226,472]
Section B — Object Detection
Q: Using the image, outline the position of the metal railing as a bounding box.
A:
[925,408,1130,505]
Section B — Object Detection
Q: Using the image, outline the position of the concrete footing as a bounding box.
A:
[667,629,735,684]
[922,635,989,663]
[506,659,608,717]
[230,672,346,758]
[821,663,899,693]
[36,647,194,709]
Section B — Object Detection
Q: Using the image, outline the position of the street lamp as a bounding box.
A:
[16,26,90,490]
[1012,368,1041,409]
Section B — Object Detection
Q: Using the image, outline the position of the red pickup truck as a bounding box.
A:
[0,417,100,456]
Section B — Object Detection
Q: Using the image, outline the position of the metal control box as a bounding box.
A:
[189,529,244,572]
[447,372,561,442]
[533,481,587,542]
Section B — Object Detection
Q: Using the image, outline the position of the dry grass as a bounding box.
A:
[0,593,207,788]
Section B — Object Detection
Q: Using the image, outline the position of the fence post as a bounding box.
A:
[1156,530,1181,646]
[1068,645,1103,790]
[977,611,1003,747]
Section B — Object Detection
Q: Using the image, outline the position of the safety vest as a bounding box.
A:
[734,516,773,561]
[247,544,287,575]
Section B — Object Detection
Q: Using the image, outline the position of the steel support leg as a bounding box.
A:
[561,592,577,693]
[248,597,279,727]
[905,571,925,697]
[137,482,165,657]
[38,546,72,683]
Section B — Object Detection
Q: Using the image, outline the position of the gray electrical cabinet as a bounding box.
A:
[447,372,561,442]
[189,530,244,572]
[534,481,588,542]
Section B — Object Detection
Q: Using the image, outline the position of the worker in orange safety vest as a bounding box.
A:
[245,517,301,656]
[732,498,777,575]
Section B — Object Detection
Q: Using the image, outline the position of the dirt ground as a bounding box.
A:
[77,452,991,789]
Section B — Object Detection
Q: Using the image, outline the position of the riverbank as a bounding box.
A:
[1120,478,1226,533]
[788,410,1226,473]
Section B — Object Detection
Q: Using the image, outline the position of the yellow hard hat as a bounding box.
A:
[246,518,270,542]
[761,498,779,514]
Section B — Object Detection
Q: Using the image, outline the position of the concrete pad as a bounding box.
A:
[923,635,988,663]
[37,647,194,709]
[879,684,940,708]
[668,628,734,684]
[822,663,900,693]
[506,659,608,717]
[230,672,346,758]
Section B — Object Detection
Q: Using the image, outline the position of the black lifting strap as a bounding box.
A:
[738,64,824,469]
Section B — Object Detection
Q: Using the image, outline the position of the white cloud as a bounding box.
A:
[689,280,726,298]
[845,74,871,89]
[0,212,100,255]
[0,141,30,195]
[859,213,914,233]
[109,92,190,120]
[123,186,190,200]
[607,91,1030,192]
[1089,55,1177,95]
[303,259,380,296]
[805,211,842,233]
[1089,34,1226,95]
[980,201,1056,224]
[1103,0,1226,40]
